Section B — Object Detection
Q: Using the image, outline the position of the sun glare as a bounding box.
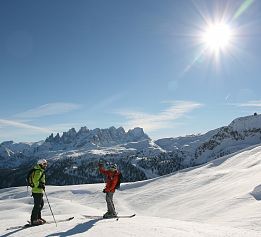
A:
[182,0,255,74]
[202,23,233,52]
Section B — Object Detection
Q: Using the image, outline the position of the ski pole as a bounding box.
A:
[44,190,57,227]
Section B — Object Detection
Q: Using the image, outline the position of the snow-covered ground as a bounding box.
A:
[1,145,261,236]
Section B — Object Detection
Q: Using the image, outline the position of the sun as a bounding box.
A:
[202,22,233,53]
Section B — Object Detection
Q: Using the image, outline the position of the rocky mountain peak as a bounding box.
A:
[229,113,261,132]
[127,127,149,141]
[43,126,150,147]
[78,126,89,135]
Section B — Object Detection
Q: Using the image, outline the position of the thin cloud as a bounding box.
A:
[237,100,261,107]
[116,101,203,132]
[89,93,125,112]
[0,103,83,142]
[0,119,51,133]
[15,102,82,118]
[0,120,84,142]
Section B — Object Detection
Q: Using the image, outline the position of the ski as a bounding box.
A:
[6,217,74,230]
[83,214,136,220]
[6,223,32,230]
[46,216,74,224]
[116,214,136,219]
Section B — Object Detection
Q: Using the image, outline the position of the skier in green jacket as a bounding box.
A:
[30,159,47,225]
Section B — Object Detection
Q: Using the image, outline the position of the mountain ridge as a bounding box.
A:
[0,114,260,188]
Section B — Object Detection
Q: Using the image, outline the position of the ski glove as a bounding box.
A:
[38,182,45,190]
[103,188,107,193]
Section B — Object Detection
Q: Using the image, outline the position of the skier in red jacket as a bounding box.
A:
[98,161,120,218]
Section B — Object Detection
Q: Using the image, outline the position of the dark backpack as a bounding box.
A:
[26,168,44,188]
[115,172,123,190]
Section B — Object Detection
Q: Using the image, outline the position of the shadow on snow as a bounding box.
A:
[3,219,101,237]
[46,219,101,237]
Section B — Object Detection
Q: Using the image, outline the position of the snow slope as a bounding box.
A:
[1,145,261,236]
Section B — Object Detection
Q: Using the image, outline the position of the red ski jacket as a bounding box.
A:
[99,165,120,193]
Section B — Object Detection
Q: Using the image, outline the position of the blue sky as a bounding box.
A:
[0,0,261,142]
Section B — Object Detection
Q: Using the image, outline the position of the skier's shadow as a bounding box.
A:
[46,218,102,237]
[2,228,25,237]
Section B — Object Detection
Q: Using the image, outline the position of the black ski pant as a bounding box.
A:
[106,192,116,215]
[31,193,44,222]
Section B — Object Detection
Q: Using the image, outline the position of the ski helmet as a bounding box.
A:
[110,163,117,170]
[37,159,48,165]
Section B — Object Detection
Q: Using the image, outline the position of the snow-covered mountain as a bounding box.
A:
[0,127,154,168]
[1,145,261,236]
[45,126,150,148]
[0,114,260,188]
[156,114,261,166]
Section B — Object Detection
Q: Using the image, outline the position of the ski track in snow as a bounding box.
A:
[1,146,261,236]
